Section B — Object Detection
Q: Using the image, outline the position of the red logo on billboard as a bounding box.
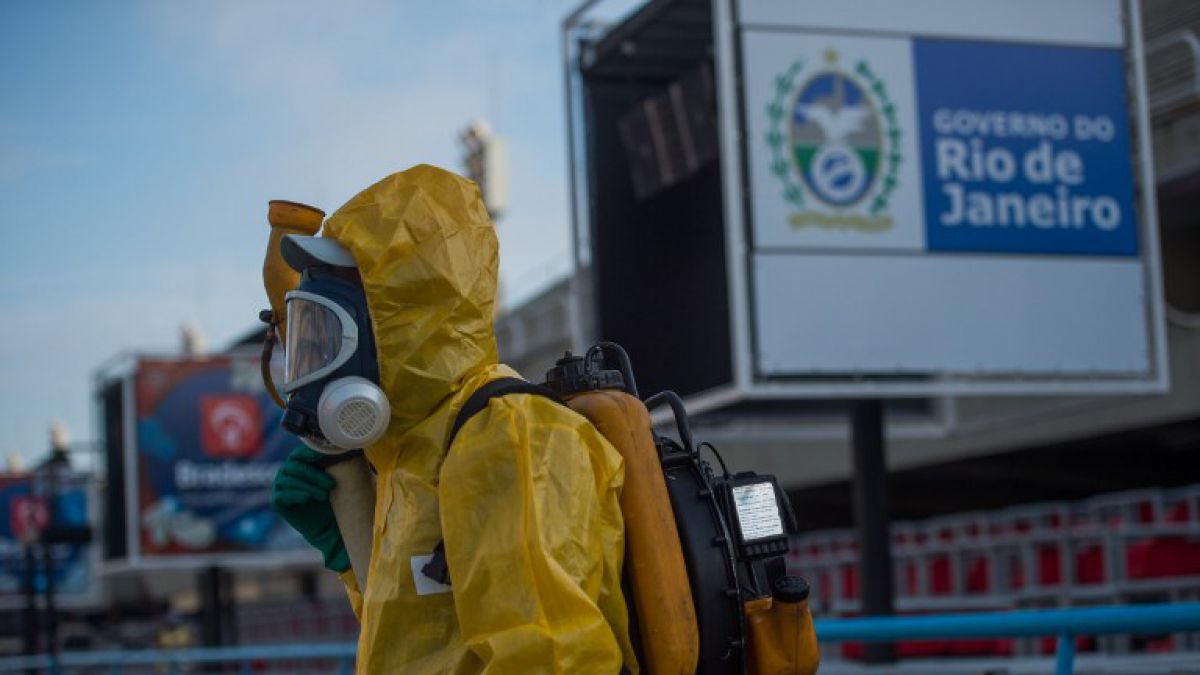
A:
[11,496,48,543]
[200,395,262,458]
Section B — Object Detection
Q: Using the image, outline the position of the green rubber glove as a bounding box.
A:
[271,447,351,573]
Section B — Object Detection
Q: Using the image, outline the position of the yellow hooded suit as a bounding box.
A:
[321,165,635,674]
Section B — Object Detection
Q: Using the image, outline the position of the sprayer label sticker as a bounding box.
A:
[411,555,452,596]
[732,483,785,541]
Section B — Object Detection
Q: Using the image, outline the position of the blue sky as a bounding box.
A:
[0,1,590,462]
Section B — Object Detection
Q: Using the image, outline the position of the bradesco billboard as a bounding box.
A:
[127,356,312,566]
[726,0,1166,395]
[0,473,97,609]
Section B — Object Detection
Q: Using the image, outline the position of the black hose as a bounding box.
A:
[585,342,640,398]
[259,310,287,410]
[644,391,694,454]
[698,441,730,480]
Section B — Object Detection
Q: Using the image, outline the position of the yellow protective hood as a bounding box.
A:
[322,165,499,436]
[322,166,633,674]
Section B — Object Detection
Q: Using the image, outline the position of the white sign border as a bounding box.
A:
[712,0,1169,402]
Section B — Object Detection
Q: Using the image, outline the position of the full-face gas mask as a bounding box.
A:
[263,235,391,454]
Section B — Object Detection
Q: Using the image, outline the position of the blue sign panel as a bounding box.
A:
[136,358,306,560]
[0,474,92,602]
[914,39,1139,256]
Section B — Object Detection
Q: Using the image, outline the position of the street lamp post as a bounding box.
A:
[14,450,48,660]
[21,539,39,657]
[34,422,94,657]
[459,120,509,222]
[459,119,509,313]
[39,422,71,658]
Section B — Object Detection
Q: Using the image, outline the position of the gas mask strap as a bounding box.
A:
[259,309,287,410]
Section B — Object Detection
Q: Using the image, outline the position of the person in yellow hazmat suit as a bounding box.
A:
[268,164,637,674]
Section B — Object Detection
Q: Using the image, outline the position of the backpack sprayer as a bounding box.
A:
[262,202,818,674]
[544,345,819,675]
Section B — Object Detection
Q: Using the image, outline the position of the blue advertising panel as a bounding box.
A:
[915,39,1139,256]
[135,357,308,561]
[0,474,93,605]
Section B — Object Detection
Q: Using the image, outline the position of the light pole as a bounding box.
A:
[12,445,47,660]
[458,119,509,221]
[36,422,92,658]
[459,119,509,314]
[39,422,70,658]
[20,520,39,657]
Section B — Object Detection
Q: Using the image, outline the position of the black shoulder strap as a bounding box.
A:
[445,377,560,450]
[424,377,561,587]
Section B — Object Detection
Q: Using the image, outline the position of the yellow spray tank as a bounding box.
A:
[546,345,700,675]
[261,201,377,593]
[547,344,819,675]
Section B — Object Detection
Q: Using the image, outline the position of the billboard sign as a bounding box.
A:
[0,473,98,609]
[725,0,1166,394]
[128,356,312,566]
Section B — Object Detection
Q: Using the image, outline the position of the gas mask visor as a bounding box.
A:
[281,290,359,394]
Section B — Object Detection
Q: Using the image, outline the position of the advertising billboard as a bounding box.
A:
[125,356,313,567]
[726,0,1165,395]
[0,473,97,609]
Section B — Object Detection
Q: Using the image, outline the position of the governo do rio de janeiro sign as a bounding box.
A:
[731,0,1165,395]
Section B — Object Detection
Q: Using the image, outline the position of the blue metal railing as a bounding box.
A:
[0,641,356,674]
[814,602,1200,675]
[0,603,1198,673]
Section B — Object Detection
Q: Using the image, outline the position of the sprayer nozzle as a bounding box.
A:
[268,201,325,231]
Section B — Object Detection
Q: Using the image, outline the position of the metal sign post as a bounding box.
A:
[849,400,895,662]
